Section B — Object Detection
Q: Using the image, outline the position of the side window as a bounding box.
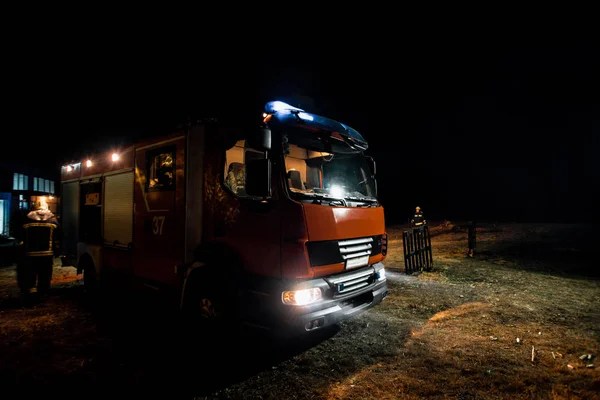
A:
[147,146,175,191]
[223,140,265,198]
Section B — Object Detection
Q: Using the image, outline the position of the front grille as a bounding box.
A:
[307,235,383,267]
[339,237,373,269]
[326,267,376,296]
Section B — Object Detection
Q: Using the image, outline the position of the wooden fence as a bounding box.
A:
[402,225,433,273]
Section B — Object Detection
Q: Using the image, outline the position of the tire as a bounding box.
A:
[181,268,238,335]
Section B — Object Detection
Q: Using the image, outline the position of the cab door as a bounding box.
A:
[215,140,281,277]
[133,136,186,286]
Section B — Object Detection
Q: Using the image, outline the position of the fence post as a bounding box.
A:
[402,230,409,273]
[467,220,476,257]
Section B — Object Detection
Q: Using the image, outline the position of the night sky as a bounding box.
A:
[4,33,598,224]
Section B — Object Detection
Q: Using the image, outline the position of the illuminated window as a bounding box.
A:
[0,199,5,235]
[19,194,28,210]
[13,173,28,190]
[32,178,54,194]
[223,140,265,198]
[147,146,175,191]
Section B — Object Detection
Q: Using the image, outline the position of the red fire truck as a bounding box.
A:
[60,101,388,334]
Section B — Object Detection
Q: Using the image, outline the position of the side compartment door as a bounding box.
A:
[134,136,186,285]
[102,170,134,275]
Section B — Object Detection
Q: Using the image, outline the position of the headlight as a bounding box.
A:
[282,288,322,306]
[376,268,386,281]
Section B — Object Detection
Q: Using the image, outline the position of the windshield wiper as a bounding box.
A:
[293,192,379,207]
[344,196,380,207]
[292,192,347,206]
[312,197,346,206]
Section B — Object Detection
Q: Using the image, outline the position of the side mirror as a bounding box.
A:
[366,156,376,176]
[365,155,377,197]
[245,158,271,198]
[246,127,271,151]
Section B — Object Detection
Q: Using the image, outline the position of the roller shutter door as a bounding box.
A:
[103,171,134,246]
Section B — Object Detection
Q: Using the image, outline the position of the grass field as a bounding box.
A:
[0,222,598,399]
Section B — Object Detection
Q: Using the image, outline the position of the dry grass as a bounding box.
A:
[0,223,599,398]
[214,223,600,399]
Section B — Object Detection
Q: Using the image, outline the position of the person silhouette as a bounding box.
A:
[410,206,426,227]
[16,199,59,302]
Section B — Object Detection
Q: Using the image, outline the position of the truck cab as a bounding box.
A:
[211,101,388,333]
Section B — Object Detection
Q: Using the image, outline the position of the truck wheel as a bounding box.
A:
[182,269,236,334]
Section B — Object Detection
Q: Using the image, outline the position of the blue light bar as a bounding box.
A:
[264,100,369,149]
[265,101,304,114]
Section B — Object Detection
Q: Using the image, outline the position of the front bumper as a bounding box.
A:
[243,262,388,335]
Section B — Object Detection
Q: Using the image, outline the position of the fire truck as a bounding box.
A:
[59,101,388,334]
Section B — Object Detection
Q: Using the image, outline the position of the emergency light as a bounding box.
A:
[264,101,314,122]
[265,101,304,114]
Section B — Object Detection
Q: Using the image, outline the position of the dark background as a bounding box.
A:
[3,27,598,225]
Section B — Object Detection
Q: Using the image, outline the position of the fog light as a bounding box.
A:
[282,288,322,306]
[305,317,325,331]
[376,268,386,281]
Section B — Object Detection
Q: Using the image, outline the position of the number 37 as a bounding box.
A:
[152,216,166,235]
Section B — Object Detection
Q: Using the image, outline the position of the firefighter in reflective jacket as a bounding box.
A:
[15,199,59,301]
[411,206,426,227]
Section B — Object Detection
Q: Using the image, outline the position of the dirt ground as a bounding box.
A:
[0,222,599,399]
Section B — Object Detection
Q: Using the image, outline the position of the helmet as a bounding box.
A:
[32,199,48,211]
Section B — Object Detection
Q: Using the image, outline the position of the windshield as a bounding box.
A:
[283,137,378,206]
